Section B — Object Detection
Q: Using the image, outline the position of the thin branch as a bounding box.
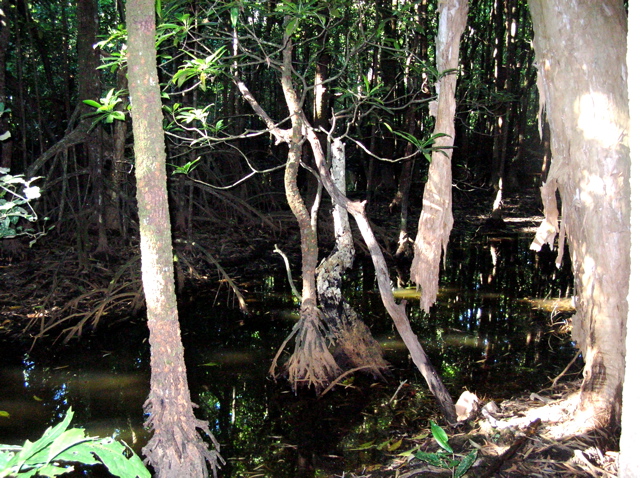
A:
[274,244,302,301]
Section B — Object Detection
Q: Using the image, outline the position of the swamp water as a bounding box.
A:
[0,232,576,477]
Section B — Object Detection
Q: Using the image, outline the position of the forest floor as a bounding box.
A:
[347,378,619,478]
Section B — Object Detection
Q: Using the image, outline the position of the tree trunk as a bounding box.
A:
[234,23,455,424]
[270,38,340,392]
[309,130,457,424]
[0,0,13,170]
[77,0,109,253]
[316,138,388,378]
[619,0,639,473]
[528,0,629,430]
[411,0,468,312]
[126,1,223,476]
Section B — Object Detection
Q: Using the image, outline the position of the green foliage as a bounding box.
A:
[0,169,41,240]
[0,103,10,142]
[384,124,451,161]
[170,157,201,175]
[0,408,150,478]
[171,46,226,90]
[411,421,478,478]
[82,89,127,129]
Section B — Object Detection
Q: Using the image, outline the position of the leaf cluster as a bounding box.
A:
[411,421,478,478]
[0,408,149,478]
[0,168,41,240]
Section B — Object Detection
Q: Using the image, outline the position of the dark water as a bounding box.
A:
[0,232,575,477]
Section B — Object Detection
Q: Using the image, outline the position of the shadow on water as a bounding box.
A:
[0,232,576,477]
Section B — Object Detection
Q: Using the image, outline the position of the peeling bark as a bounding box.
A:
[410,0,468,312]
[528,0,629,429]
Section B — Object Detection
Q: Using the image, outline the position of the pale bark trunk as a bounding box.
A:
[528,0,629,429]
[316,138,388,377]
[127,1,222,476]
[410,0,468,312]
[619,0,639,474]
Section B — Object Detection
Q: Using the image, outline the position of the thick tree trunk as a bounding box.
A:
[126,1,222,476]
[619,1,639,473]
[528,0,629,430]
[411,0,468,312]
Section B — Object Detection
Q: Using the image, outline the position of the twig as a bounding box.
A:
[551,350,581,388]
[273,244,302,300]
[318,365,375,398]
[387,380,408,406]
[177,239,248,312]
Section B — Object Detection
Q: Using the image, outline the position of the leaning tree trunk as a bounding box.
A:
[126,1,223,476]
[410,0,468,312]
[528,0,629,429]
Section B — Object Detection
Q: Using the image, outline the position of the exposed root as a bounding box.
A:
[143,397,224,478]
[332,313,388,379]
[270,305,341,393]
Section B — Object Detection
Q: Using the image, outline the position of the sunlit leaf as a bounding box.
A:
[349,440,376,450]
[430,421,453,453]
[284,18,299,38]
[82,100,102,108]
[230,6,239,28]
[388,439,403,451]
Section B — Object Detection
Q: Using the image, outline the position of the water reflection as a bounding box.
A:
[0,232,575,477]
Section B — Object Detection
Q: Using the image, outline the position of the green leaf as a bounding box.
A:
[454,449,478,478]
[414,450,451,468]
[0,411,9,418]
[230,6,239,28]
[388,439,403,451]
[397,446,419,457]
[284,18,299,38]
[82,99,102,108]
[430,421,453,454]
[348,440,376,451]
[83,438,150,478]
[46,428,90,465]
